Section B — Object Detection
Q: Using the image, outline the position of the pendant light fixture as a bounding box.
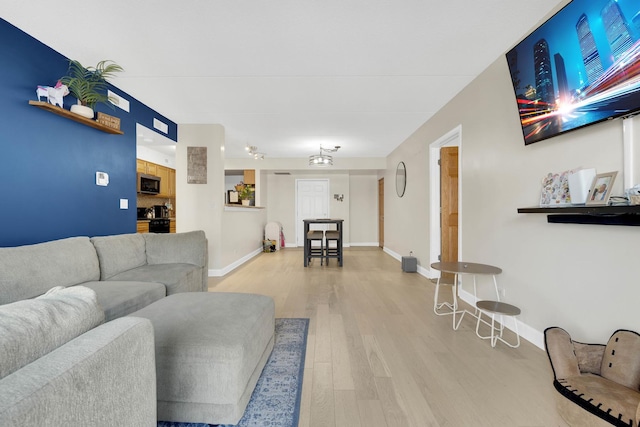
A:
[309,145,340,167]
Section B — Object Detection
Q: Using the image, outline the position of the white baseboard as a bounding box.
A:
[208,247,263,277]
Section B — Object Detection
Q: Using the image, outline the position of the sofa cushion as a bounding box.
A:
[81,281,166,321]
[143,230,207,267]
[555,374,640,427]
[0,286,104,380]
[601,329,640,390]
[91,233,147,280]
[107,264,203,295]
[0,236,100,305]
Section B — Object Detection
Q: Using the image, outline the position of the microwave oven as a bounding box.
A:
[137,173,161,195]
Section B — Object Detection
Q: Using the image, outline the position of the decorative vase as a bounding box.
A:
[242,200,250,206]
[70,104,94,119]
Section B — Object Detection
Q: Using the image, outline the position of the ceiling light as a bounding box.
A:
[245,145,258,155]
[309,154,332,166]
[309,145,340,167]
[245,144,265,159]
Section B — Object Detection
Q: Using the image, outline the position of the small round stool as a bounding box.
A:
[475,300,521,348]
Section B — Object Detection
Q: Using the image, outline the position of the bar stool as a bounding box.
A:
[475,300,521,348]
[324,230,341,264]
[306,230,324,265]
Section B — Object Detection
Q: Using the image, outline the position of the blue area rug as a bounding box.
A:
[158,318,309,427]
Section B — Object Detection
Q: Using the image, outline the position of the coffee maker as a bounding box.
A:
[153,205,168,219]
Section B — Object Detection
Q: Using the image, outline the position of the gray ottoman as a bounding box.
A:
[131,292,275,425]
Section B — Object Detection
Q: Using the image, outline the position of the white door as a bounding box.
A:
[296,179,329,246]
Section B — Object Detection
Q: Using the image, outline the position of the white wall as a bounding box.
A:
[349,174,379,246]
[384,47,640,346]
[177,124,266,275]
[176,124,226,274]
[263,172,379,247]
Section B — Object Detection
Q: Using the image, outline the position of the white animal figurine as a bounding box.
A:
[36,81,69,107]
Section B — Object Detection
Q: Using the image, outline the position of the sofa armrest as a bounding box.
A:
[545,327,581,379]
[0,317,156,427]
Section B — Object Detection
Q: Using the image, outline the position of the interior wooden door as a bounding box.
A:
[440,146,458,283]
[378,178,384,248]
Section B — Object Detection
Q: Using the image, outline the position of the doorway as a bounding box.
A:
[295,179,330,246]
[429,126,462,279]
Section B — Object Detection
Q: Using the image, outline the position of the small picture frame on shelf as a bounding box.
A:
[586,171,617,206]
[227,190,240,204]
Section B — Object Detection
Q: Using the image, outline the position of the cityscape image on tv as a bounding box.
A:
[507,0,640,145]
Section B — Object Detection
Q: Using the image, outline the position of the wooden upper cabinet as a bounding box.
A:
[244,169,255,185]
[169,168,176,197]
[146,162,158,176]
[137,159,176,198]
[156,166,170,197]
[136,159,147,174]
[137,159,158,176]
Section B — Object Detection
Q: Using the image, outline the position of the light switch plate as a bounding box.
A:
[120,199,128,209]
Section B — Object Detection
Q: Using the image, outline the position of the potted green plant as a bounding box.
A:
[60,59,123,119]
[235,183,254,206]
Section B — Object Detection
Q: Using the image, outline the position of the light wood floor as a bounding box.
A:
[208,247,569,427]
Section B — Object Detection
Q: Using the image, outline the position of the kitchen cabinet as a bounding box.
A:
[136,159,146,174]
[156,166,170,197]
[137,159,176,198]
[169,168,176,197]
[146,162,158,176]
[137,221,149,233]
[137,159,158,176]
[137,159,157,175]
[170,220,176,233]
[244,169,255,185]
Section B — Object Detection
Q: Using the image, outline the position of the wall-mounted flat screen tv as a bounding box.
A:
[506,0,640,145]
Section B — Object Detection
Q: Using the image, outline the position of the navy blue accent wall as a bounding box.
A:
[0,18,177,247]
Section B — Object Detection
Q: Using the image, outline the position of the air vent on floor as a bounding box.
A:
[274,172,291,175]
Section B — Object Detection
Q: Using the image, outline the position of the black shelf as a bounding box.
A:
[517,205,640,226]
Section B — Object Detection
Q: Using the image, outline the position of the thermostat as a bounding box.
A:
[96,171,109,186]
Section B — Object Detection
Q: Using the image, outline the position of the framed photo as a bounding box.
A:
[586,171,617,206]
[227,190,240,204]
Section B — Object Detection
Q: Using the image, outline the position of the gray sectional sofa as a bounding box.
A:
[0,230,209,426]
[0,230,208,319]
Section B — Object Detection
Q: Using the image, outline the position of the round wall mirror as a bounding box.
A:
[396,161,406,197]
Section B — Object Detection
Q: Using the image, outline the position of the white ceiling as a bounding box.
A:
[3,0,560,159]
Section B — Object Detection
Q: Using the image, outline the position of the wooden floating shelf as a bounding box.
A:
[29,101,124,135]
[517,205,640,226]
